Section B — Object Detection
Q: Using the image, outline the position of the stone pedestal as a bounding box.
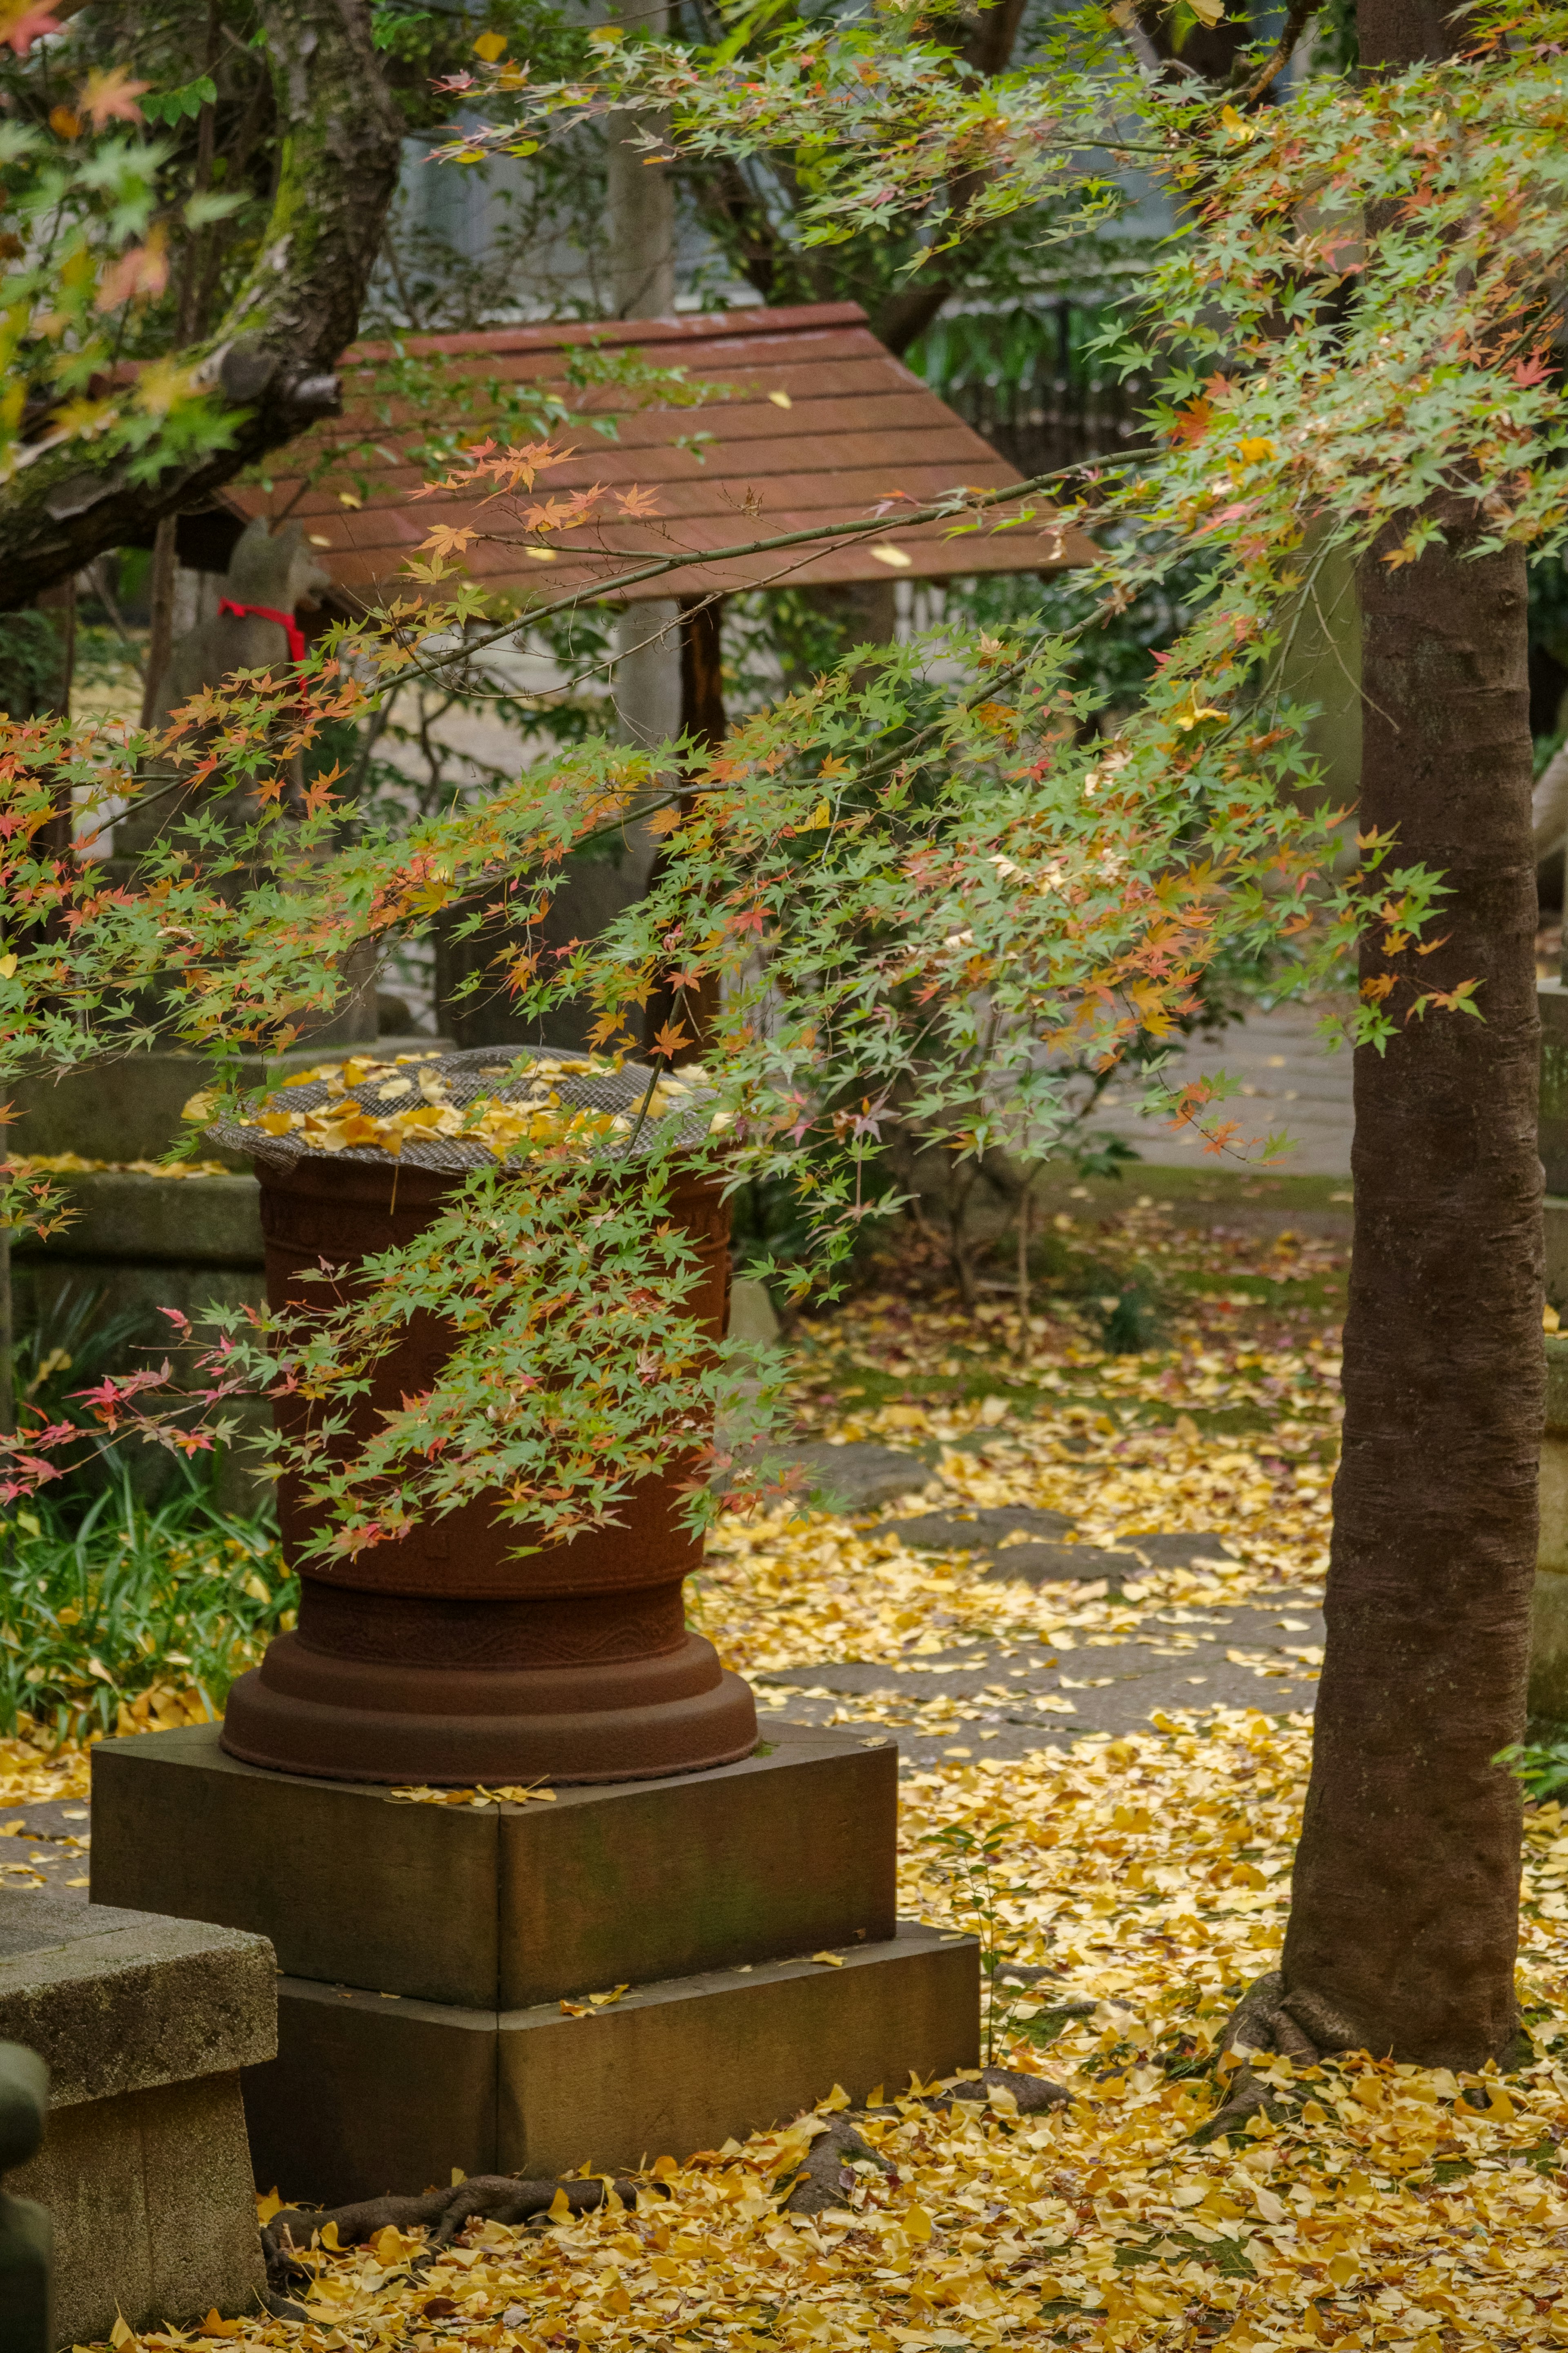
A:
[0,1894,275,2346]
[91,1721,979,2203]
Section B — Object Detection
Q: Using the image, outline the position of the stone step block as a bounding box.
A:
[242,1923,980,2205]
[91,1720,897,2010]
[0,1893,275,2346]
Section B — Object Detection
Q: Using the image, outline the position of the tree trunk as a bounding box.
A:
[0,0,403,605]
[1276,505,1539,2067]
[1217,0,1541,2085]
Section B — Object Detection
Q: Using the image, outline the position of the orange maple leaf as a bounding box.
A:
[650,1020,691,1061]
[418,524,477,560]
[80,67,151,126]
[615,484,662,520]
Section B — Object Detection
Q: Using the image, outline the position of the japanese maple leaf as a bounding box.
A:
[615,484,662,519]
[0,3,60,56]
[80,67,151,126]
[650,1019,692,1060]
[96,230,168,312]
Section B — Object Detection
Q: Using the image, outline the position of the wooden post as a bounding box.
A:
[678,594,726,753]
[0,2040,51,2353]
[643,597,726,1066]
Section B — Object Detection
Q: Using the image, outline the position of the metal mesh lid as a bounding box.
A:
[204,1044,721,1174]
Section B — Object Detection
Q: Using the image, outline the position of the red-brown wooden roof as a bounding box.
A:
[221,303,1094,607]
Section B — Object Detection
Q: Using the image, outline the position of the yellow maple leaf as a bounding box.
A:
[472,27,507,58]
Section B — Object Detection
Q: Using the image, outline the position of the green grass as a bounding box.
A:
[0,1466,294,1744]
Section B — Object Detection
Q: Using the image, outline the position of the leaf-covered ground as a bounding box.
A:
[15,1187,1568,2349]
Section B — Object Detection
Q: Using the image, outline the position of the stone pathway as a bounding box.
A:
[1092,999,1355,1178]
[755,1595,1323,1768]
[748,1441,1325,1770]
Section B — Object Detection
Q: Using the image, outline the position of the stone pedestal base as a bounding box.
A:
[246,1927,975,2203]
[91,1722,979,2203]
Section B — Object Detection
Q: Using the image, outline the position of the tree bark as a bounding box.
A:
[0,0,403,607]
[1219,0,1541,2086]
[1276,504,1539,2068]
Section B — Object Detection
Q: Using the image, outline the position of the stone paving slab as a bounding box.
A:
[754,1594,1325,1766]
[748,1441,937,1512]
[1092,999,1354,1178]
[886,1505,1235,1586]
[0,1802,91,1904]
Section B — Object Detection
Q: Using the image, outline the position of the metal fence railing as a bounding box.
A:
[910,289,1156,482]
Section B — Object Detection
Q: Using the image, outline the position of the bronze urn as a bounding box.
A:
[212,1048,757,1786]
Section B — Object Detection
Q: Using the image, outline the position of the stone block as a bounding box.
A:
[1532,1335,1568,1719]
[12,1172,263,1269]
[497,1732,895,2007]
[1546,1197,1568,1316]
[92,1733,501,2007]
[0,1894,275,2344]
[91,1722,897,2010]
[0,1896,276,2104]
[1544,983,1568,1198]
[498,1924,980,2178]
[243,1926,979,2206]
[243,1981,497,2206]
[1531,1570,1568,1722]
[16,2075,264,2348]
[726,1277,780,1350]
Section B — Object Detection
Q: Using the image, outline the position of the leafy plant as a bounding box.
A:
[1497,1741,1568,1804]
[0,1468,290,1745]
[918,1817,1035,2066]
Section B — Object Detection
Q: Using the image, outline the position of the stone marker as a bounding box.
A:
[1533,1332,1568,1720]
[0,2040,50,2353]
[0,1893,275,2344]
[92,1721,979,2203]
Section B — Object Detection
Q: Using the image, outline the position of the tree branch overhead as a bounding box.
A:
[1,0,404,607]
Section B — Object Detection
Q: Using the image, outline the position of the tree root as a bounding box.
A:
[260,2069,1070,2297]
[1191,1969,1337,2145]
[262,2175,639,2299]
[784,2070,1069,2216]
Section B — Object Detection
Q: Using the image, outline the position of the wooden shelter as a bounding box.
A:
[206,303,1097,1053]
[218,300,1096,616]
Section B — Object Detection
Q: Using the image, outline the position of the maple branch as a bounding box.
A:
[1238,0,1321,106]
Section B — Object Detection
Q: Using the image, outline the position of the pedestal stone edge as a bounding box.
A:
[91,1720,899,2009]
[241,1925,980,2206]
